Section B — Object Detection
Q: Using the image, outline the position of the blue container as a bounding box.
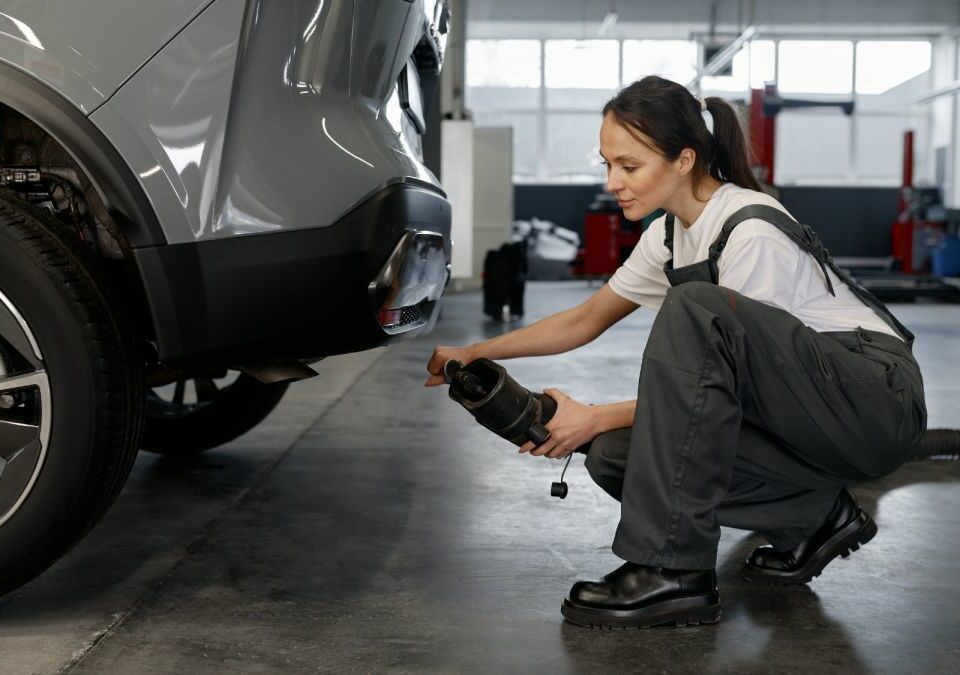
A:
[932,235,960,277]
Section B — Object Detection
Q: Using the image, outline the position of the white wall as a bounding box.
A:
[928,35,958,204]
[953,41,960,207]
[441,123,514,284]
[441,120,475,279]
[472,127,514,281]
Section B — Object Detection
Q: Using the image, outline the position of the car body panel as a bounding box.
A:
[0,0,451,362]
[0,0,214,115]
[90,0,441,244]
[88,0,246,243]
[0,60,166,246]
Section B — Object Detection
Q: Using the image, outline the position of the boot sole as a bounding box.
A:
[561,593,722,630]
[740,509,878,586]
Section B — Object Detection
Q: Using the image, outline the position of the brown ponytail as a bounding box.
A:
[602,76,763,195]
[703,96,763,191]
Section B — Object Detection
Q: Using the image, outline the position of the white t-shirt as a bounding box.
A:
[608,183,900,339]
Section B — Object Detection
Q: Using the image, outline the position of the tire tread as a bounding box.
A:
[0,193,143,595]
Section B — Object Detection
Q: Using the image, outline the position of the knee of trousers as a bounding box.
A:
[651,282,739,353]
[584,429,629,483]
[861,438,915,479]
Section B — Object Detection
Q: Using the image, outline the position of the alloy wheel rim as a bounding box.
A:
[0,289,52,528]
[146,371,240,419]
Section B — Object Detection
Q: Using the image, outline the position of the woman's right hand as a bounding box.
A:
[424,345,477,387]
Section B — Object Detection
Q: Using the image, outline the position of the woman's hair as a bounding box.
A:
[602,75,762,194]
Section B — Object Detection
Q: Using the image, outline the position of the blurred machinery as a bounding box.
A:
[750,86,960,302]
[581,194,641,277]
[844,130,960,301]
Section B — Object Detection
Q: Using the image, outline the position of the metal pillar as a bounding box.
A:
[440,0,467,120]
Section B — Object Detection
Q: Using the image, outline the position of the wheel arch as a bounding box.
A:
[0,60,166,249]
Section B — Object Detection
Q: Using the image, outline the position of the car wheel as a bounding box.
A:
[141,372,288,455]
[0,194,143,597]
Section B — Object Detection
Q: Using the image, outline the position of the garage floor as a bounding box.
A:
[1,282,958,674]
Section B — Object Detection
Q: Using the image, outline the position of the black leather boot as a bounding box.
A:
[561,562,721,629]
[741,487,877,586]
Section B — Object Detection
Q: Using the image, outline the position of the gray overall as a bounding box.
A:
[585,205,927,569]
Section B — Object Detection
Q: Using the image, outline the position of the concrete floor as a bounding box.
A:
[1,282,959,674]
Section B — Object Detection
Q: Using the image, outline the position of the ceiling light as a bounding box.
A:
[598,10,618,36]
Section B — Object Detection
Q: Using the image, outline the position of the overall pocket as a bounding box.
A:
[819,331,890,385]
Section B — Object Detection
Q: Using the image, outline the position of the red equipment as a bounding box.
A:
[749,85,777,184]
[892,130,944,274]
[580,200,641,277]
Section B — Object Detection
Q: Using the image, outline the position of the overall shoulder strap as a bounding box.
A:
[663,213,675,254]
[708,204,836,296]
[710,205,807,254]
[707,204,914,343]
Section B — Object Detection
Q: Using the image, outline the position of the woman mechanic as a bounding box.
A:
[424,76,927,630]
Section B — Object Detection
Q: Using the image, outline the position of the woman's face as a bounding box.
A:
[599,112,688,221]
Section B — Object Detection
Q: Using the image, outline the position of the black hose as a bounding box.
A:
[907,429,960,461]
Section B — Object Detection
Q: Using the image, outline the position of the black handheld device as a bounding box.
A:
[443,358,573,499]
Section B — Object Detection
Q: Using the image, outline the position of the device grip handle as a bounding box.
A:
[526,422,550,445]
[537,392,557,425]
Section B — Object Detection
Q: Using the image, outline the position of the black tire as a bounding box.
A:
[141,373,288,456]
[0,194,143,597]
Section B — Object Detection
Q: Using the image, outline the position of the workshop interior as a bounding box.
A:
[0,0,959,671]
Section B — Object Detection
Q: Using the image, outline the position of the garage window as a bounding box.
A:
[855,41,932,95]
[466,40,541,89]
[622,40,697,87]
[701,40,776,93]
[544,40,619,89]
[544,113,606,182]
[466,35,931,186]
[467,40,542,178]
[540,40,617,182]
[778,40,854,94]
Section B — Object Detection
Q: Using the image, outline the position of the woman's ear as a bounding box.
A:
[676,148,697,176]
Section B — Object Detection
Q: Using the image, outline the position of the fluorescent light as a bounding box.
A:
[598,11,618,36]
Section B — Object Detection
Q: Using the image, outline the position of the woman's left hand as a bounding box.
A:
[519,388,599,459]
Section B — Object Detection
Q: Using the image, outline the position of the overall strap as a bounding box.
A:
[708,204,835,296]
[826,259,915,345]
[663,213,675,254]
[709,204,914,344]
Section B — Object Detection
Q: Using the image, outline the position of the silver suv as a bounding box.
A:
[0,0,451,596]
